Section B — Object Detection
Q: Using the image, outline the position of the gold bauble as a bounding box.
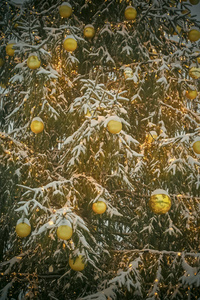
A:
[146,131,157,143]
[69,255,85,271]
[16,219,31,238]
[6,43,15,56]
[92,201,107,214]
[124,6,137,20]
[57,225,72,240]
[31,117,44,134]
[192,140,200,154]
[0,58,4,67]
[107,119,122,134]
[189,0,199,4]
[124,67,133,79]
[63,37,77,52]
[84,25,95,38]
[59,2,72,18]
[188,29,200,42]
[14,23,19,28]
[149,189,171,214]
[189,67,200,79]
[27,55,41,70]
[185,89,197,100]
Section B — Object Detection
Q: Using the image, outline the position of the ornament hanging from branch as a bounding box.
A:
[84,24,95,39]
[188,28,200,42]
[59,2,72,18]
[106,116,122,134]
[92,200,107,214]
[124,6,137,21]
[63,35,77,52]
[69,255,85,271]
[16,218,31,238]
[149,189,171,214]
[31,117,44,134]
[27,53,41,70]
[6,41,15,56]
[56,219,73,240]
[192,137,200,155]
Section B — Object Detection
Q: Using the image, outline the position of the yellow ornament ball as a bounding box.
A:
[0,58,4,67]
[107,118,122,134]
[149,189,171,214]
[185,89,197,100]
[27,54,41,70]
[189,0,199,4]
[6,42,15,56]
[188,29,200,42]
[189,67,200,79]
[63,36,77,52]
[124,6,137,20]
[146,131,157,143]
[57,222,72,240]
[84,25,95,38]
[92,201,107,214]
[69,255,85,271]
[31,117,44,134]
[192,139,200,154]
[59,2,72,18]
[16,218,31,238]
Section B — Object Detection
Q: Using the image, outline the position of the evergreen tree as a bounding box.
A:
[0,0,200,299]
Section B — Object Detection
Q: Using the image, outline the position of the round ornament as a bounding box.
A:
[6,42,15,56]
[124,67,133,79]
[189,67,200,79]
[92,201,107,214]
[185,89,197,100]
[124,6,137,20]
[69,255,85,271]
[16,218,31,238]
[107,117,122,134]
[57,220,72,240]
[59,2,72,18]
[189,0,199,4]
[63,36,77,52]
[27,54,41,70]
[149,189,171,214]
[146,131,157,143]
[31,117,44,134]
[188,29,200,42]
[192,138,200,154]
[84,25,95,38]
[0,58,4,67]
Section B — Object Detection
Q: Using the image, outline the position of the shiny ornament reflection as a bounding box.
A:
[59,2,72,18]
[92,201,107,214]
[69,255,85,271]
[149,189,171,214]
